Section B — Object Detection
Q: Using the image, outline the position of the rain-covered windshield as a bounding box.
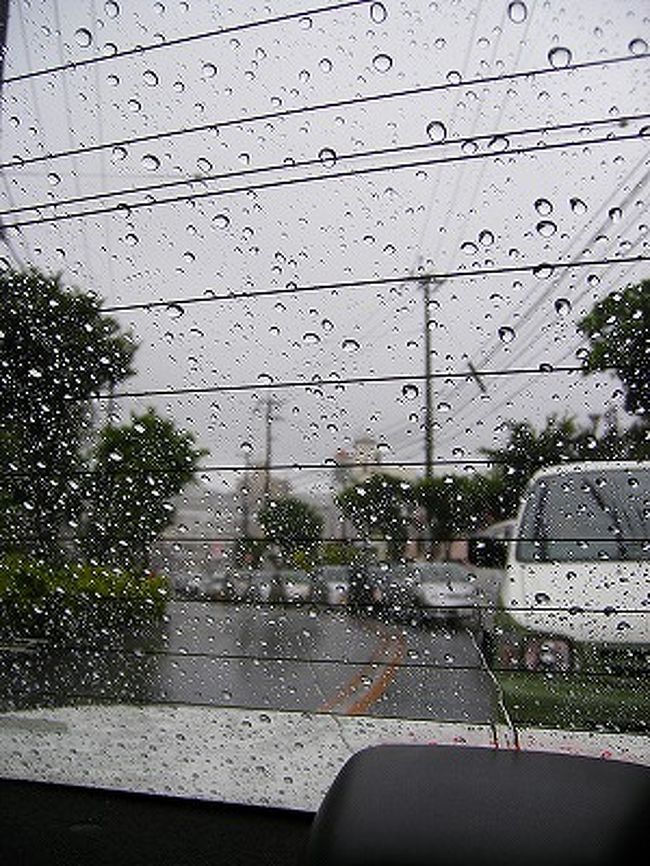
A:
[517,467,650,562]
[0,0,648,810]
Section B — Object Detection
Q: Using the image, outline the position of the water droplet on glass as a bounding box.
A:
[569,196,587,215]
[47,172,61,186]
[143,69,159,87]
[533,263,554,279]
[74,28,93,47]
[488,135,509,152]
[322,318,334,332]
[372,53,393,73]
[303,332,320,345]
[536,220,557,237]
[202,62,218,79]
[370,2,387,23]
[240,441,253,453]
[426,120,447,143]
[104,1,120,18]
[554,298,572,317]
[197,156,212,173]
[548,46,572,68]
[111,145,127,162]
[461,240,478,254]
[318,147,337,167]
[608,207,622,222]
[142,153,160,171]
[402,384,419,400]
[498,326,515,343]
[213,213,230,229]
[628,37,648,55]
[507,1,527,23]
[342,338,360,353]
[124,232,138,246]
[437,401,451,413]
[446,70,462,84]
[478,229,494,247]
[319,57,333,73]
[534,198,553,216]
[166,303,185,320]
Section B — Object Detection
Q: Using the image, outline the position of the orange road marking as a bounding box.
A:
[347,634,406,715]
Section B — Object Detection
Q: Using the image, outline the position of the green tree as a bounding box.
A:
[82,408,206,572]
[412,473,500,553]
[336,473,411,562]
[578,280,649,420]
[258,495,323,565]
[482,415,591,518]
[0,267,136,560]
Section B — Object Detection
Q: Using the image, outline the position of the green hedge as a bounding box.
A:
[0,555,169,618]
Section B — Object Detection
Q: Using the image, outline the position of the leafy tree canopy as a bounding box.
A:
[82,408,207,571]
[0,267,137,559]
[578,280,649,420]
[336,473,411,562]
[258,495,323,561]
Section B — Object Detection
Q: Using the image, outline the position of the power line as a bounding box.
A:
[2,53,647,172]
[7,112,644,220]
[94,364,590,404]
[97,253,649,315]
[1,0,372,85]
[3,128,645,232]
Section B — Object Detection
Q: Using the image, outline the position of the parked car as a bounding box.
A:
[279,569,312,603]
[413,562,480,627]
[311,565,350,607]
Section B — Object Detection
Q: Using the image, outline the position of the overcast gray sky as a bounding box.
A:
[1,0,648,495]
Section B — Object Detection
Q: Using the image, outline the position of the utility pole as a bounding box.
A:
[421,275,434,479]
[256,394,282,501]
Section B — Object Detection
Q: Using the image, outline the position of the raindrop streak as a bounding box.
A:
[373,53,393,73]
[498,326,515,344]
[426,120,447,143]
[507,1,527,23]
[318,147,337,167]
[555,298,572,317]
[548,46,572,68]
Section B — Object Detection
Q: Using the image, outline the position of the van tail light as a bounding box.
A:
[523,637,573,673]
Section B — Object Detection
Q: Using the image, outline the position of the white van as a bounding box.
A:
[490,460,650,730]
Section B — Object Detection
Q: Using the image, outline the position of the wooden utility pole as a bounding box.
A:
[421,276,434,479]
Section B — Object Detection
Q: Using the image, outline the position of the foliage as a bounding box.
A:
[336,473,411,562]
[412,473,501,540]
[258,495,323,563]
[578,280,649,420]
[0,267,136,561]
[320,541,359,566]
[481,415,591,519]
[82,408,207,572]
[0,554,168,617]
[232,535,268,568]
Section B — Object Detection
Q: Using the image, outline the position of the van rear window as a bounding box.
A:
[517,468,650,563]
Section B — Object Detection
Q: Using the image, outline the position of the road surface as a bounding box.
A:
[1,601,499,723]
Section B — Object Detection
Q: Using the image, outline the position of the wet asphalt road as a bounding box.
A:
[1,601,499,723]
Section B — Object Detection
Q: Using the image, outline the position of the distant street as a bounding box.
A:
[0,601,500,723]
